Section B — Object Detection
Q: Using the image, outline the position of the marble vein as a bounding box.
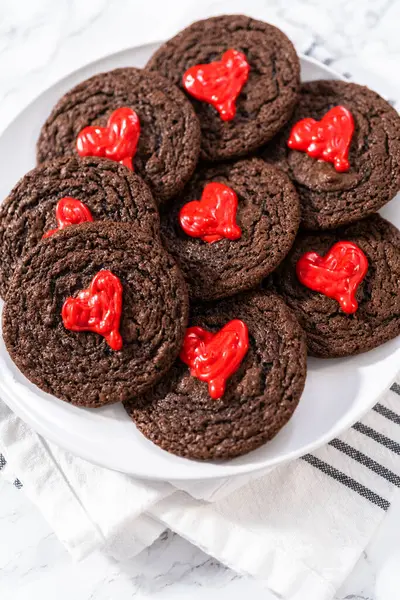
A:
[0,1,400,599]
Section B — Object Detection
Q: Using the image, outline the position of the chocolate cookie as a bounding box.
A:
[0,156,159,299]
[260,80,400,230]
[268,215,400,357]
[124,291,307,460]
[36,68,201,203]
[160,158,300,300]
[146,15,300,161]
[3,222,189,408]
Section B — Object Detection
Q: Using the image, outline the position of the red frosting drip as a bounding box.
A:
[62,270,123,351]
[182,49,250,121]
[76,107,140,170]
[296,241,368,314]
[287,106,354,172]
[180,320,249,399]
[179,182,242,244]
[43,197,93,239]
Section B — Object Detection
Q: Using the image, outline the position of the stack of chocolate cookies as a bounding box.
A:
[1,15,400,461]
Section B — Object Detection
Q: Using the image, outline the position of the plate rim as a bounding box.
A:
[1,44,397,481]
[1,362,397,481]
[0,45,347,140]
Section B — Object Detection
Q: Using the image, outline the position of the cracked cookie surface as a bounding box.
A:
[260,80,400,230]
[0,156,159,299]
[36,68,201,203]
[3,222,189,407]
[124,291,307,460]
[146,15,300,161]
[268,215,400,357]
[160,158,300,300]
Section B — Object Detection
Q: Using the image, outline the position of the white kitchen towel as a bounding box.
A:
[0,398,263,560]
[1,4,400,600]
[2,383,400,600]
[152,385,400,600]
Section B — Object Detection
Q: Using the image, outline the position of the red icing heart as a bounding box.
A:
[287,106,354,172]
[76,107,140,170]
[62,270,123,351]
[180,320,249,399]
[43,197,93,239]
[179,182,242,244]
[182,49,250,121]
[296,241,368,314]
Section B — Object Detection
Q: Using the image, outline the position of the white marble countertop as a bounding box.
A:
[1,1,400,599]
[3,474,400,600]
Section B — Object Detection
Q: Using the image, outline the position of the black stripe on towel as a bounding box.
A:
[0,454,6,470]
[390,382,400,395]
[373,403,400,426]
[329,439,400,487]
[353,422,400,455]
[302,454,390,510]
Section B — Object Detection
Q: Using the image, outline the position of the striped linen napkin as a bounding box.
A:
[1,382,400,600]
[1,5,399,598]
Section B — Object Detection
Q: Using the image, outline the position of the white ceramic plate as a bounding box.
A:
[0,43,399,481]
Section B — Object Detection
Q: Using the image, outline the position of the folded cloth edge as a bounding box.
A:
[150,493,337,600]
